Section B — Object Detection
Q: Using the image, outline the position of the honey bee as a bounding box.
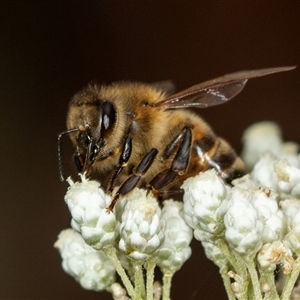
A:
[58,66,295,210]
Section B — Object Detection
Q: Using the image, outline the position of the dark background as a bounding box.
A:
[1,2,299,299]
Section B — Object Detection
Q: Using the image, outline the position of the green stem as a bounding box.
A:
[145,258,156,300]
[162,272,173,300]
[281,257,300,300]
[134,263,145,300]
[218,240,245,276]
[220,265,236,300]
[258,269,279,300]
[103,247,135,298]
[230,271,249,300]
[216,241,249,299]
[246,259,262,300]
[234,252,248,280]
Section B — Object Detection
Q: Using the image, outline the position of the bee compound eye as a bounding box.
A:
[101,101,116,136]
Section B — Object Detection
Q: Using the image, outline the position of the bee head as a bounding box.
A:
[58,99,116,181]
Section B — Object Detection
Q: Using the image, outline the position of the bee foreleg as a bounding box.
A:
[107,148,158,211]
[148,126,192,190]
[106,136,132,194]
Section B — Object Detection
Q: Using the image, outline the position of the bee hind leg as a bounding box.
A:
[107,148,158,211]
[148,126,192,192]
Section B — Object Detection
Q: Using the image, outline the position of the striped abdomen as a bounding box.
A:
[187,132,246,184]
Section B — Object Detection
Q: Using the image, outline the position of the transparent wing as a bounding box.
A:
[152,66,296,110]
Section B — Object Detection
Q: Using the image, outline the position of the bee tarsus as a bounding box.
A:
[107,148,158,211]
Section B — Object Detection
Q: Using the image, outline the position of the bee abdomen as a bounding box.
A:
[207,137,246,183]
[193,136,246,184]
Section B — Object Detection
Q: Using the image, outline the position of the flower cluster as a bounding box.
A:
[55,121,300,300]
[180,121,300,300]
[56,174,192,300]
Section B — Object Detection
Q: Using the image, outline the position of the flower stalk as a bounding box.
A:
[104,247,135,298]
[145,258,156,300]
[162,273,173,300]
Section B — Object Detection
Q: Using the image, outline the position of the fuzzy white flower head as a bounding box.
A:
[281,199,300,254]
[54,228,116,291]
[281,141,300,167]
[156,200,193,274]
[274,159,300,199]
[257,241,294,274]
[251,152,279,190]
[241,121,282,170]
[65,174,117,250]
[224,187,264,256]
[118,188,165,261]
[225,184,283,256]
[182,169,230,237]
[111,283,130,300]
[249,186,283,243]
[252,154,300,200]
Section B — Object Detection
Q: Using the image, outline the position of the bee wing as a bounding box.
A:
[153,66,296,109]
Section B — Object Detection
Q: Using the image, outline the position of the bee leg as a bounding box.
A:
[148,126,192,191]
[106,136,132,194]
[107,148,158,212]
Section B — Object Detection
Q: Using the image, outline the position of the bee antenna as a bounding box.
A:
[57,128,80,182]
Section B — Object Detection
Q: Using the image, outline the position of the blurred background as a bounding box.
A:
[1,2,299,299]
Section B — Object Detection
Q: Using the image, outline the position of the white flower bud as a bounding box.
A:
[64,174,117,250]
[231,282,243,300]
[275,159,300,199]
[241,121,282,170]
[250,187,283,243]
[156,200,193,274]
[281,142,300,167]
[252,153,300,201]
[251,153,279,190]
[118,188,165,261]
[281,199,300,254]
[111,283,130,300]
[229,271,245,299]
[257,241,292,272]
[54,229,116,291]
[224,187,264,256]
[261,283,271,294]
[182,169,230,236]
